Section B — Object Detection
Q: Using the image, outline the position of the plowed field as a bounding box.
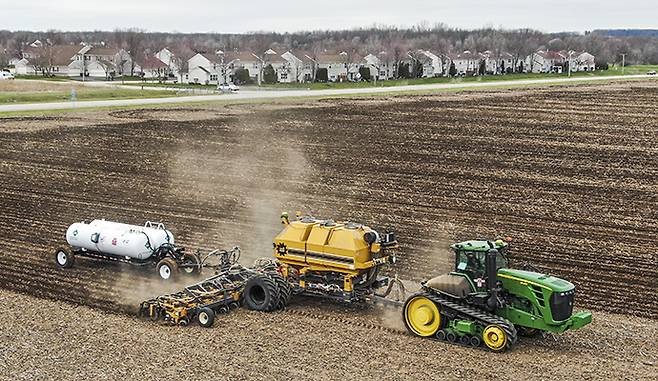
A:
[0,81,657,379]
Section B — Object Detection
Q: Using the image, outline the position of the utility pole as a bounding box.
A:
[568,51,573,77]
[621,54,626,74]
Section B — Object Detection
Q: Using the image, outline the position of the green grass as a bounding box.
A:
[14,74,70,81]
[118,65,657,91]
[0,88,179,105]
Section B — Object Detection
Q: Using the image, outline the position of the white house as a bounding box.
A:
[15,44,86,76]
[525,50,566,73]
[363,51,399,80]
[187,53,226,84]
[415,50,442,77]
[281,50,315,82]
[447,50,481,76]
[316,52,352,82]
[155,47,181,78]
[262,49,291,83]
[224,51,263,84]
[70,46,132,78]
[137,55,170,79]
[565,51,596,72]
[482,51,514,74]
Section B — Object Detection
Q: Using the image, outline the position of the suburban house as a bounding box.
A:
[447,50,481,75]
[15,44,86,76]
[155,47,181,78]
[262,49,291,83]
[281,50,315,82]
[70,46,132,78]
[526,50,566,73]
[316,52,348,82]
[219,51,262,84]
[566,51,596,71]
[363,51,397,80]
[414,50,443,77]
[482,51,515,74]
[137,55,170,79]
[187,52,226,84]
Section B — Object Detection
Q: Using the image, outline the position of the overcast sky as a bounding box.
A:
[1,0,655,33]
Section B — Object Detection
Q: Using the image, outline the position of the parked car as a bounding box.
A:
[0,71,15,80]
[647,70,657,76]
[218,83,240,92]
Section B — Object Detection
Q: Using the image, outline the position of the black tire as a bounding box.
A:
[242,274,281,312]
[470,336,481,347]
[180,252,201,276]
[54,247,75,269]
[435,330,446,341]
[196,307,215,328]
[156,258,178,281]
[268,272,291,308]
[446,332,457,342]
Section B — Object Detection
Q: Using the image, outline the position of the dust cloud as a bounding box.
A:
[166,116,311,265]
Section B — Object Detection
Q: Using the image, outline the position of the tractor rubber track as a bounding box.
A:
[422,289,519,349]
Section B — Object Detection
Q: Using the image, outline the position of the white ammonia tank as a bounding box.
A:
[66,220,175,260]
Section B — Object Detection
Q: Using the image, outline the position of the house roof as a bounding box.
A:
[23,44,84,66]
[223,51,261,63]
[86,47,122,56]
[316,53,348,64]
[140,56,168,70]
[199,53,221,64]
[536,50,565,60]
[263,52,287,64]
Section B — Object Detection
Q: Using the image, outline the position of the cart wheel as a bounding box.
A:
[156,258,178,281]
[54,247,75,269]
[181,253,201,276]
[197,307,215,328]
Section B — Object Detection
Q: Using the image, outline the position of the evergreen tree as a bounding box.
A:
[263,64,276,84]
[449,61,457,77]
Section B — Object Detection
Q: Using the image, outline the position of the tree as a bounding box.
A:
[234,67,250,84]
[500,59,506,74]
[358,66,371,81]
[315,67,328,82]
[262,64,276,84]
[397,62,410,78]
[449,61,457,77]
[114,28,145,76]
[518,60,524,73]
[478,59,486,75]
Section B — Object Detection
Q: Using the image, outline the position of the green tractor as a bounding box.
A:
[403,239,592,352]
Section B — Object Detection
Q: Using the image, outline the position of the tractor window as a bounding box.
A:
[457,251,485,279]
[496,252,508,269]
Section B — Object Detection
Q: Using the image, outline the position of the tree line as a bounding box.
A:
[1,25,657,70]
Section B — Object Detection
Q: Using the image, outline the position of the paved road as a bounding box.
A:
[1,74,655,113]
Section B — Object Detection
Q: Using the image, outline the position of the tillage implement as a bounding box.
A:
[403,239,592,352]
[139,247,290,326]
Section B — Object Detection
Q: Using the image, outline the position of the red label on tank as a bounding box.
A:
[112,238,117,246]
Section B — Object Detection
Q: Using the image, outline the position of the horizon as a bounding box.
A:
[1,1,656,34]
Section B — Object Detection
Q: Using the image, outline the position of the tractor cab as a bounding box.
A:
[451,239,509,286]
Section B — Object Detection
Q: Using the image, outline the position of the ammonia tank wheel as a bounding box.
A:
[403,293,444,337]
[54,247,74,269]
[482,324,509,352]
[180,253,202,276]
[197,307,215,328]
[242,274,281,312]
[156,258,179,281]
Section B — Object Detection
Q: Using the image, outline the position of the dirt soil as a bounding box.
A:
[0,81,657,379]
